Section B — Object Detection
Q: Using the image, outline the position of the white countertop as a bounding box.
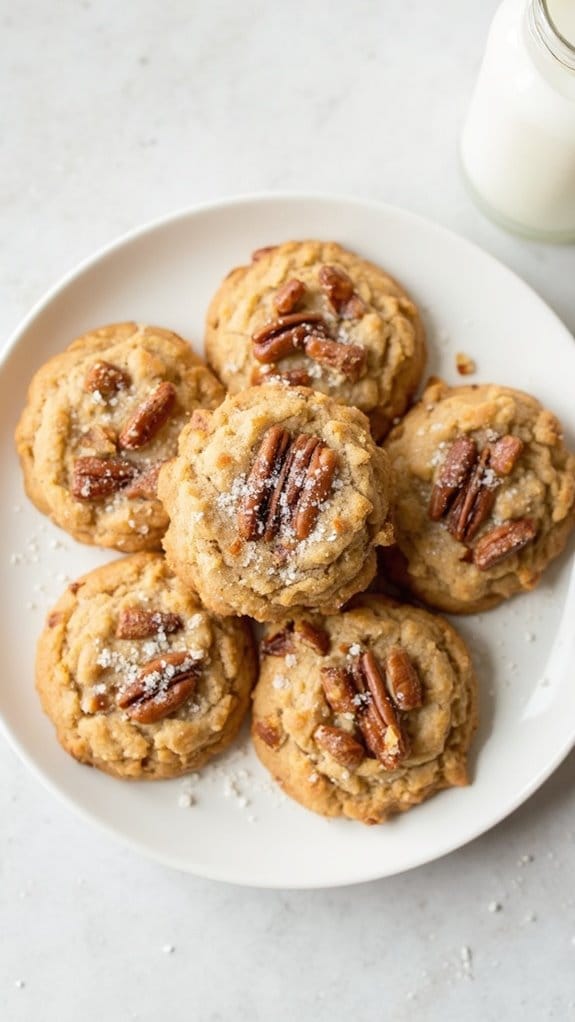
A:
[1,2,574,1019]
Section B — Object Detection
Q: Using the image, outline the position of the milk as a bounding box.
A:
[461,0,575,240]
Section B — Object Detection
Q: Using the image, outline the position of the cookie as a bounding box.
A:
[205,240,425,440]
[15,322,224,551]
[251,595,477,824]
[36,553,256,779]
[158,384,395,622]
[382,379,575,613]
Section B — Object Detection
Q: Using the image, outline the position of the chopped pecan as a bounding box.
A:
[314,724,364,769]
[303,336,366,382]
[273,278,306,315]
[72,456,137,500]
[260,623,295,657]
[118,381,176,450]
[320,666,357,715]
[237,426,291,541]
[489,434,524,476]
[296,620,330,655]
[124,462,164,499]
[79,425,117,456]
[47,611,63,628]
[252,313,327,364]
[455,352,477,376]
[251,366,312,388]
[428,436,478,521]
[447,446,497,543]
[318,265,355,312]
[84,361,131,396]
[341,294,366,320]
[253,718,283,749]
[385,647,422,711]
[292,443,338,540]
[473,518,537,570]
[116,608,183,639]
[252,245,276,262]
[117,651,200,724]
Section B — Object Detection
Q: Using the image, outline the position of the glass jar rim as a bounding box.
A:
[531,0,575,71]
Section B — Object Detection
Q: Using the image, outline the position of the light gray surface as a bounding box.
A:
[1,2,574,1019]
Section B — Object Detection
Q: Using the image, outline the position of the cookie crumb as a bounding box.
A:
[177,791,195,809]
[488,901,502,913]
[456,352,477,375]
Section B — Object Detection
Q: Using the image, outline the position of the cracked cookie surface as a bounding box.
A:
[252,595,477,824]
[205,240,426,440]
[383,379,575,613]
[15,322,224,551]
[36,553,256,779]
[158,384,395,622]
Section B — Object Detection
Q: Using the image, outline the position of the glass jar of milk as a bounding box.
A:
[461,0,575,241]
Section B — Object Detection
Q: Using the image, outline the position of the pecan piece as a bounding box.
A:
[428,436,478,521]
[473,518,537,570]
[260,623,295,657]
[116,608,183,639]
[252,313,327,364]
[253,718,283,749]
[118,381,176,450]
[303,336,366,382]
[314,724,364,769]
[252,245,276,262]
[117,651,200,724]
[273,278,306,315]
[320,666,357,715]
[296,620,330,655]
[124,462,164,499]
[341,294,366,320]
[237,426,291,541]
[447,446,497,542]
[385,647,422,711]
[489,435,524,476]
[84,360,131,396]
[292,444,338,540]
[72,456,137,500]
[318,265,355,312]
[351,653,410,769]
[251,366,312,388]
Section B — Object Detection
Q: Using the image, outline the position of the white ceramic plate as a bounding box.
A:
[1,194,574,889]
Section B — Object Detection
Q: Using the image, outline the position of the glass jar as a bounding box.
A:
[460,0,575,241]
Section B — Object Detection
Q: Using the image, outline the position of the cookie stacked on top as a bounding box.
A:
[16,241,575,825]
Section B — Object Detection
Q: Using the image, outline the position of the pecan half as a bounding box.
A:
[473,518,537,570]
[117,651,200,724]
[354,653,409,769]
[72,456,137,500]
[292,443,338,540]
[296,620,330,655]
[447,446,497,543]
[124,462,164,499]
[84,361,131,396]
[118,381,176,450]
[385,647,422,711]
[489,434,524,476]
[303,336,366,382]
[260,623,295,657]
[318,265,354,311]
[252,313,327,364]
[238,426,291,541]
[253,717,283,749]
[314,724,364,769]
[428,436,478,521]
[263,434,316,542]
[116,608,183,639]
[273,278,306,315]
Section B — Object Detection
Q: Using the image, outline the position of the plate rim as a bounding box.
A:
[1,190,574,889]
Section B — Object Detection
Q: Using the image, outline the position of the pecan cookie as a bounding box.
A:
[36,553,256,779]
[252,595,477,824]
[15,322,224,551]
[158,384,395,622]
[205,240,426,440]
[382,379,575,613]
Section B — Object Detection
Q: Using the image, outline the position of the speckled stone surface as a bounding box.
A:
[1,2,574,1020]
